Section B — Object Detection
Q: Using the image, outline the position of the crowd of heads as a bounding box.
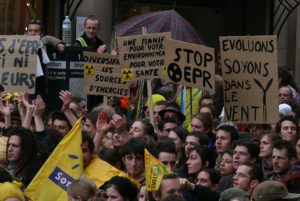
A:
[2,15,300,201]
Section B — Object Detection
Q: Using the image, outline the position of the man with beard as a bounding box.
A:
[271,140,300,193]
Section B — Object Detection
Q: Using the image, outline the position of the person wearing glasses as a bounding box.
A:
[232,162,264,197]
[218,139,260,192]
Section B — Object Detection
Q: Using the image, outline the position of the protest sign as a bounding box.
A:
[83,52,129,97]
[117,32,171,80]
[0,35,39,93]
[220,35,279,123]
[165,39,215,92]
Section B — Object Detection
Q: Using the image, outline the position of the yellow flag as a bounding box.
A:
[84,156,140,188]
[25,118,83,201]
[144,149,172,191]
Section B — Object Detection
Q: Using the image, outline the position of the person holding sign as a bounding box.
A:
[26,19,65,100]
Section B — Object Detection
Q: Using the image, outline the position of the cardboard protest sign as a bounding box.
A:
[0,35,39,93]
[165,39,215,92]
[117,32,171,80]
[83,52,129,97]
[220,35,279,123]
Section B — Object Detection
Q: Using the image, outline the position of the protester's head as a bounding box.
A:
[99,148,123,170]
[6,127,38,173]
[195,168,221,190]
[159,102,185,125]
[220,149,235,176]
[27,19,44,36]
[155,140,177,171]
[216,123,239,154]
[233,162,264,196]
[158,118,177,137]
[122,138,148,179]
[276,115,299,144]
[168,127,187,154]
[233,139,259,169]
[70,97,87,117]
[129,119,155,140]
[272,140,297,175]
[153,101,168,126]
[199,104,216,120]
[219,188,248,201]
[251,124,271,141]
[252,181,300,201]
[84,110,98,138]
[52,112,72,136]
[152,174,182,201]
[68,178,106,201]
[92,104,116,120]
[259,131,281,159]
[279,86,293,103]
[0,182,25,201]
[184,131,209,157]
[186,146,215,178]
[82,131,94,168]
[102,131,114,150]
[191,113,213,133]
[161,194,186,201]
[103,176,138,201]
[84,15,100,39]
[199,94,215,106]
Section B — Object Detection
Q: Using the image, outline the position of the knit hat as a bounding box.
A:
[0,182,25,201]
[219,188,248,201]
[146,94,166,108]
[252,181,300,201]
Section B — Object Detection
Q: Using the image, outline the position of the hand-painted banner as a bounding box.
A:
[83,52,129,97]
[165,39,215,92]
[219,35,279,123]
[117,32,171,80]
[0,35,39,93]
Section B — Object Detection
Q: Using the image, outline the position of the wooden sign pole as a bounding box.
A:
[142,27,155,126]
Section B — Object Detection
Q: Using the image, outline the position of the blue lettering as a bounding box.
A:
[49,167,75,190]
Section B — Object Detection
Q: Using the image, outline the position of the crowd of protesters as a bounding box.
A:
[2,15,300,201]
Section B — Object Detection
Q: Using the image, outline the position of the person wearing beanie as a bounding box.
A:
[219,188,248,201]
[251,181,300,201]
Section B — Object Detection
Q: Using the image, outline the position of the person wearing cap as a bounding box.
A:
[251,181,300,201]
[159,102,186,126]
[271,140,300,193]
[275,116,299,145]
[219,188,248,201]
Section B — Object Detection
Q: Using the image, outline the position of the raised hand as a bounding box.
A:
[59,90,72,112]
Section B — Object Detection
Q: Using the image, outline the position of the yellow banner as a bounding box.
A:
[144,149,172,191]
[84,156,140,188]
[25,118,83,201]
